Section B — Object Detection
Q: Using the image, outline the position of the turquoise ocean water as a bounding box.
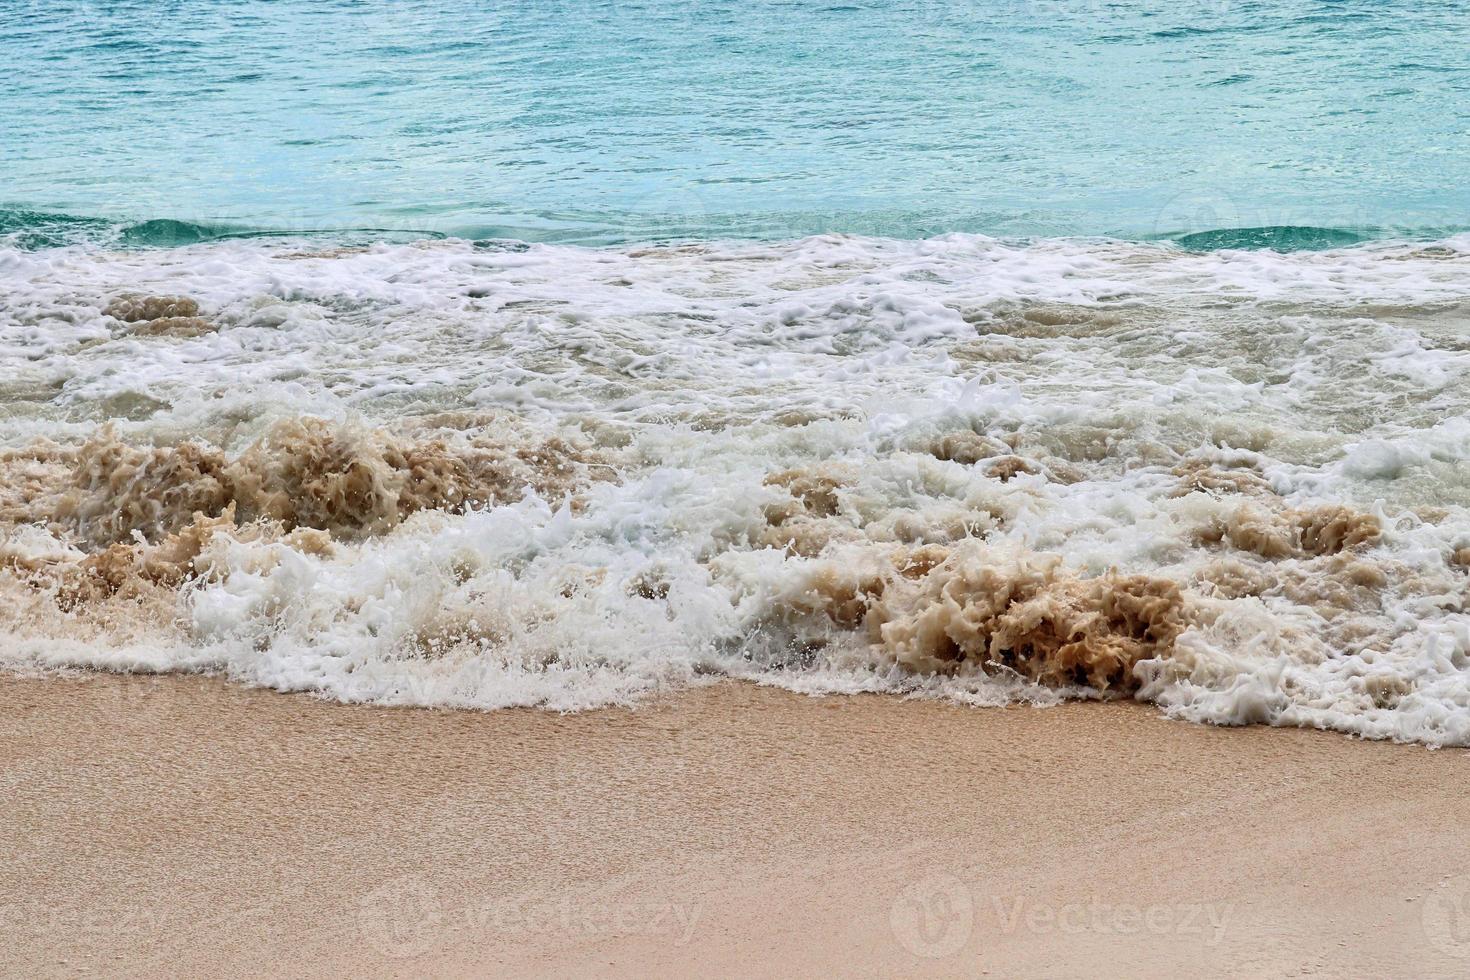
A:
[2,0,1468,247]
[7,2,1470,745]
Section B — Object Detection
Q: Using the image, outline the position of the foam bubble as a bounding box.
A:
[4,233,1470,742]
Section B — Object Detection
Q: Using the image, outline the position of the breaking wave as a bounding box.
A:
[3,231,1470,745]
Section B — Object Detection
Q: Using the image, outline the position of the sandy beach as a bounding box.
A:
[8,2,1470,977]
[1,674,1466,978]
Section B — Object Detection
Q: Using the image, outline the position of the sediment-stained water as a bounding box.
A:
[4,0,1469,744]
[3,233,1469,744]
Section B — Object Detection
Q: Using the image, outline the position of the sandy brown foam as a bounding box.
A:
[922,428,1084,483]
[0,405,1437,717]
[0,416,608,617]
[871,545,1188,691]
[1197,503,1381,560]
[756,462,1004,558]
[758,467,1405,698]
[3,416,603,548]
[104,293,216,337]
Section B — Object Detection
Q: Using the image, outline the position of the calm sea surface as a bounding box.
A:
[2,0,1467,245]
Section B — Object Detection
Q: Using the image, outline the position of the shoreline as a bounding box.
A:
[4,673,1469,977]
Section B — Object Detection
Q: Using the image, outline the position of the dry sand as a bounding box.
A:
[2,673,1468,978]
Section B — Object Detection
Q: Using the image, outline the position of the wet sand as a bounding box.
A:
[2,674,1467,978]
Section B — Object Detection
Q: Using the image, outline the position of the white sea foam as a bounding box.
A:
[3,233,1469,744]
